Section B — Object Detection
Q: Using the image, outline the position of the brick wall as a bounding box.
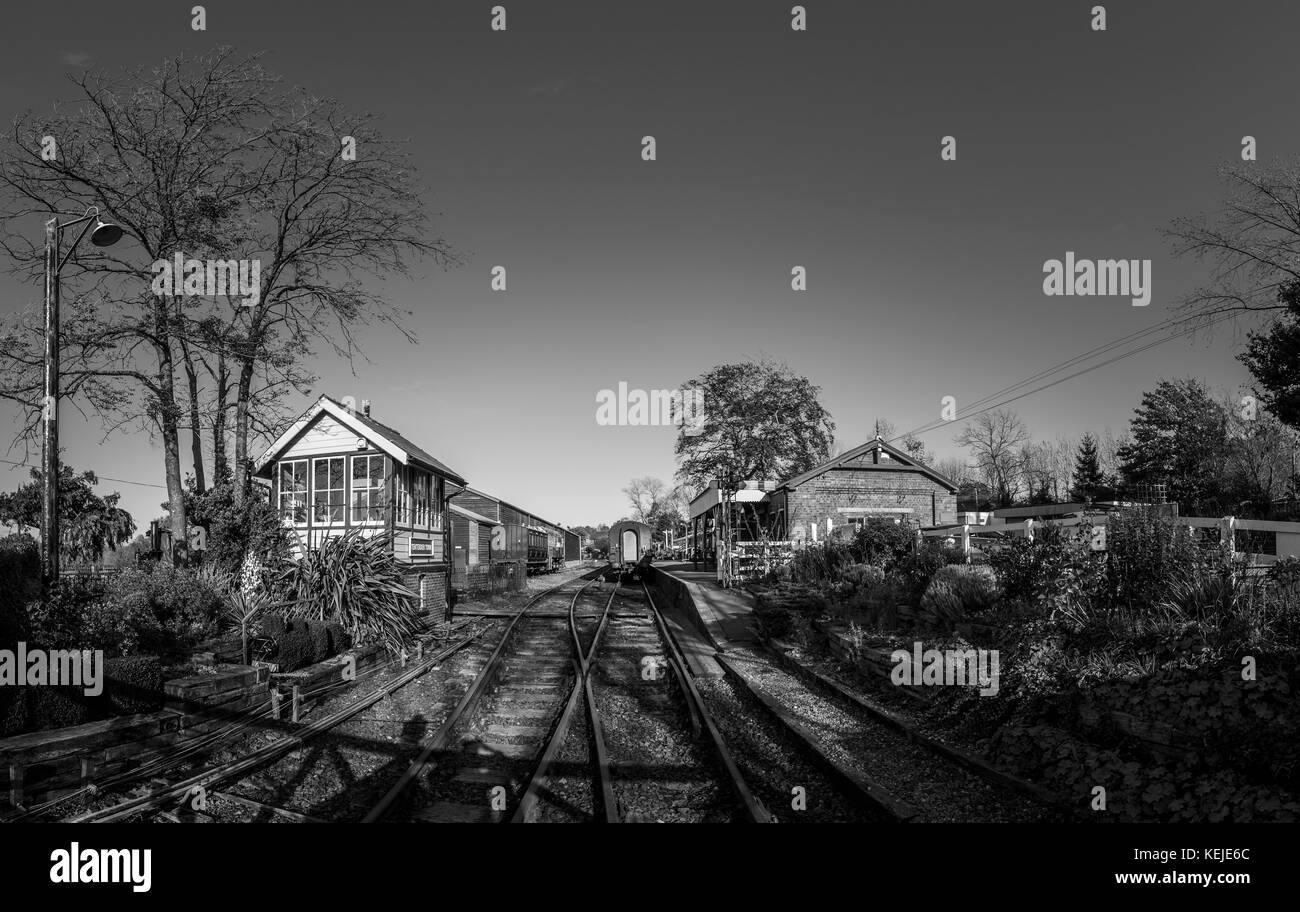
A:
[401,566,448,615]
[786,468,957,538]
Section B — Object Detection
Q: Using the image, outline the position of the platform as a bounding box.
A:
[653,563,759,649]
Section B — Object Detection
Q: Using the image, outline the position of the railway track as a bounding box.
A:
[519,579,771,823]
[37,572,600,824]
[713,644,1070,823]
[363,572,609,822]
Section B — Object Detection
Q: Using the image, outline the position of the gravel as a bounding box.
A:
[721,645,1061,822]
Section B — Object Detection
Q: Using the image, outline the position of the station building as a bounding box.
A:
[687,436,959,563]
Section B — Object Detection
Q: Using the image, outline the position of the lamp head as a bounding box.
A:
[89,217,123,247]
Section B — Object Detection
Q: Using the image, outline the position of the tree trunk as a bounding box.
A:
[181,341,206,494]
[232,356,255,503]
[154,298,187,558]
[212,353,229,483]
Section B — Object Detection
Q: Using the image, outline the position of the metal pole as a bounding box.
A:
[42,218,60,585]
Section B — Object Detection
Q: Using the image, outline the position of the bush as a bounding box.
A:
[270,617,336,671]
[838,563,885,592]
[185,480,293,579]
[786,541,857,585]
[102,655,164,715]
[275,529,420,653]
[893,544,949,606]
[0,533,38,641]
[918,564,1001,628]
[26,686,95,731]
[851,519,915,569]
[103,565,225,653]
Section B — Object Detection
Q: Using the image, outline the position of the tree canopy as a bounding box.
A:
[674,359,834,494]
[0,464,135,565]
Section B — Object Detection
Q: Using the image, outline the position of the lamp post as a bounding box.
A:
[41,206,123,584]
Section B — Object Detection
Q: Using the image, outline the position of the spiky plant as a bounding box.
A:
[275,529,420,654]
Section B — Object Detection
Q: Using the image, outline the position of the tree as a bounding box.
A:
[1239,280,1300,431]
[1019,442,1056,505]
[901,434,932,467]
[623,477,668,525]
[674,359,835,493]
[0,47,456,547]
[1069,433,1109,503]
[934,457,973,488]
[1116,378,1228,511]
[1166,162,1300,326]
[1220,396,1299,516]
[0,464,135,565]
[954,409,1029,507]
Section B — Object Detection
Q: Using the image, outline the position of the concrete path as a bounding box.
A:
[655,563,760,648]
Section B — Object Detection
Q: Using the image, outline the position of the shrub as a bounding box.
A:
[1103,508,1203,610]
[787,541,857,585]
[0,533,39,643]
[275,529,420,653]
[839,563,885,592]
[102,655,164,715]
[26,576,158,656]
[851,520,914,569]
[185,480,293,579]
[271,618,335,671]
[893,544,949,605]
[918,564,1001,628]
[102,565,225,653]
[26,686,95,731]
[988,524,1086,600]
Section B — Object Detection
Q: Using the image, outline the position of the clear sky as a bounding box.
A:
[0,0,1293,530]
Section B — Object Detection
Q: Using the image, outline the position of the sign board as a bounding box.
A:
[411,538,433,556]
[491,525,506,552]
[188,525,207,552]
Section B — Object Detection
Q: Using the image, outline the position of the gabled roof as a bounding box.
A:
[252,395,467,485]
[778,436,958,493]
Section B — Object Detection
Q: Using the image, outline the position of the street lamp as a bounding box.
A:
[42,206,123,584]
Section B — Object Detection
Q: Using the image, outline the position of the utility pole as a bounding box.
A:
[40,207,122,584]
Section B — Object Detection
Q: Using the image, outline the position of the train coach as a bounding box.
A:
[610,519,654,573]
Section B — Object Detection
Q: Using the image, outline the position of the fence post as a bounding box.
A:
[1220,515,1236,567]
[961,525,971,563]
[1024,518,1035,543]
[291,685,301,724]
[271,688,282,721]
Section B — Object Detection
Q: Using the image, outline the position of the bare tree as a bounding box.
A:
[0,48,457,544]
[934,456,973,487]
[1165,161,1300,328]
[954,409,1030,507]
[623,477,668,525]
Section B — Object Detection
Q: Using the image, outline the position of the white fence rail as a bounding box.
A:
[922,513,1300,567]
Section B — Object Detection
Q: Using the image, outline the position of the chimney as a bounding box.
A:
[361,399,371,418]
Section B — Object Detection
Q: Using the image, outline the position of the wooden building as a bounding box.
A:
[252,395,467,614]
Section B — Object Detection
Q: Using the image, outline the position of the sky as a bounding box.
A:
[0,0,1295,530]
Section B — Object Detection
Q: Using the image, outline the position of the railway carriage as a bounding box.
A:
[609,520,654,572]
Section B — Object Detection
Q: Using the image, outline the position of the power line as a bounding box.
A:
[888,307,1242,447]
[0,457,167,490]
